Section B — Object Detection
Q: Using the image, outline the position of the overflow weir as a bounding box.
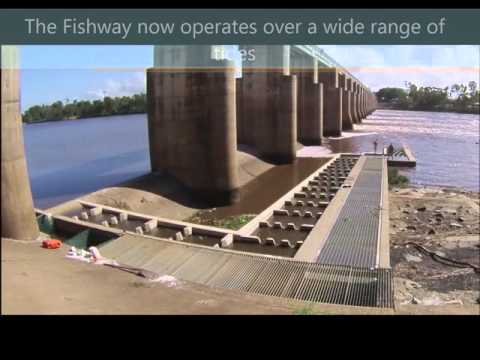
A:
[41,154,393,309]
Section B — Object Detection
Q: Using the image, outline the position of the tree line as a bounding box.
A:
[22,93,147,123]
[375,82,479,114]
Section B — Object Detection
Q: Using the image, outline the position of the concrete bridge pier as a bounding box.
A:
[347,78,359,124]
[318,68,342,137]
[359,86,366,120]
[148,46,239,205]
[353,82,362,124]
[1,46,40,240]
[237,45,297,163]
[363,88,369,117]
[369,93,377,114]
[290,50,323,145]
[339,73,352,131]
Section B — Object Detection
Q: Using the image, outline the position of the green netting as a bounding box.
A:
[37,214,55,234]
[64,230,91,249]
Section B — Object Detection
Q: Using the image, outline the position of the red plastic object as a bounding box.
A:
[42,239,62,249]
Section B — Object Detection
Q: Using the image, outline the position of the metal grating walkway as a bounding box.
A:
[99,233,393,308]
[316,157,384,268]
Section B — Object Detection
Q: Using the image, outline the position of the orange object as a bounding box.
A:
[42,239,62,249]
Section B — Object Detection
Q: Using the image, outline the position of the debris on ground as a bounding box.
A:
[390,186,480,311]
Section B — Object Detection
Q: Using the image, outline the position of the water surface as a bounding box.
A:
[24,109,479,210]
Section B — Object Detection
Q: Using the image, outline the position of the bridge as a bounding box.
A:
[1,44,376,243]
[148,45,377,205]
[2,45,391,309]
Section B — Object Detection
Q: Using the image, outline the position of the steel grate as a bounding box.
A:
[100,233,393,308]
[316,157,384,268]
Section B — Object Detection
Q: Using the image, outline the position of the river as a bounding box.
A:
[23,110,479,209]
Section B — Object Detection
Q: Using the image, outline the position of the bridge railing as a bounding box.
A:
[294,45,366,90]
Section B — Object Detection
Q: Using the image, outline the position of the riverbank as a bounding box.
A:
[390,185,479,313]
[24,111,146,125]
[3,184,478,314]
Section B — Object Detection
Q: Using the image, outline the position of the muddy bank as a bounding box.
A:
[49,155,330,228]
[190,157,329,226]
[389,185,479,314]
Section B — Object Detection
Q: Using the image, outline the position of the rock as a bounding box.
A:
[404,253,423,263]
[416,206,427,212]
[427,228,436,235]
[444,299,463,305]
[411,297,421,304]
[450,222,463,228]
[434,250,446,257]
[434,213,444,219]
[402,209,410,214]
[406,225,416,231]
[421,296,443,306]
[457,217,464,222]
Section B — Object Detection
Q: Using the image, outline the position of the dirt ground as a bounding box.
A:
[3,184,478,315]
[389,186,479,315]
[1,238,389,315]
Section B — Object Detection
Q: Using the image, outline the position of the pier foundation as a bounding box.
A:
[1,46,40,240]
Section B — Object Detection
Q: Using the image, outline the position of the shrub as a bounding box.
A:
[388,167,409,186]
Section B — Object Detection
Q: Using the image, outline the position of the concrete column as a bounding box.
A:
[148,46,239,205]
[291,52,323,145]
[363,89,368,117]
[318,68,342,137]
[359,86,365,120]
[347,78,359,124]
[237,45,297,162]
[341,89,353,131]
[1,46,40,240]
[339,73,352,131]
[238,70,298,163]
[362,89,368,117]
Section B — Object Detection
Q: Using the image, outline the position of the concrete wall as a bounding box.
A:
[1,46,40,240]
[147,58,240,205]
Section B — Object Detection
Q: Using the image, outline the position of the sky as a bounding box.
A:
[19,45,479,111]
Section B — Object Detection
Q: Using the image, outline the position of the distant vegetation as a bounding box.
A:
[22,93,146,123]
[376,82,479,114]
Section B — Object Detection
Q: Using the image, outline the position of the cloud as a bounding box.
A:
[86,72,146,99]
[319,45,480,90]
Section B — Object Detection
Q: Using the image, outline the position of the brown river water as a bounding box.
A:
[325,109,479,192]
[24,109,479,210]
